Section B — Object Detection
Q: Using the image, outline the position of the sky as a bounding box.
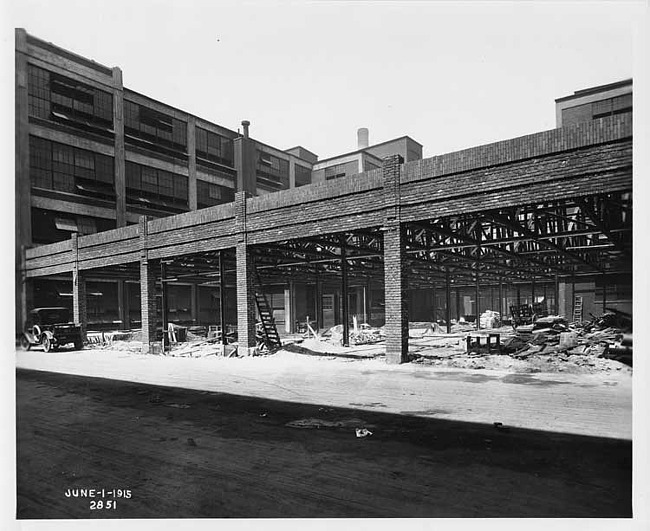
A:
[2,0,644,159]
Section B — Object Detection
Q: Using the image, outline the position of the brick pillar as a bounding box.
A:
[236,243,257,355]
[71,234,87,340]
[112,67,126,227]
[235,192,256,355]
[382,154,408,364]
[188,116,197,210]
[138,216,157,353]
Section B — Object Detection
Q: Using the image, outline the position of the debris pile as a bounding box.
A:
[166,339,238,358]
[502,311,632,369]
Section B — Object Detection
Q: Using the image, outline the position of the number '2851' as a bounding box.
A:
[90,500,117,510]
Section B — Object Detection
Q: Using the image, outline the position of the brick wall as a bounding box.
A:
[401,113,632,184]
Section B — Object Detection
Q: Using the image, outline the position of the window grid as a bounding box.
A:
[124,100,187,157]
[256,151,290,190]
[197,180,235,208]
[27,64,113,133]
[294,164,312,187]
[125,161,189,208]
[28,136,115,199]
[195,127,234,167]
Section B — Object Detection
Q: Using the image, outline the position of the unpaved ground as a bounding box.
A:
[16,348,632,439]
[16,368,631,519]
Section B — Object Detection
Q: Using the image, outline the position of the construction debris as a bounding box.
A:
[285,418,373,430]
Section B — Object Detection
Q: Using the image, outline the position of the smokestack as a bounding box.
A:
[357,127,369,149]
[241,120,250,138]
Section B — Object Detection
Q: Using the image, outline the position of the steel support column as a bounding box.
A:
[475,273,480,330]
[445,268,451,334]
[340,235,350,347]
[160,261,169,351]
[219,250,227,346]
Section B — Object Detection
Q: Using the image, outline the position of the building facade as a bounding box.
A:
[555,78,632,127]
[15,29,423,332]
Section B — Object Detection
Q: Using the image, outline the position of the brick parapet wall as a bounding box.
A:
[246,169,383,214]
[401,113,632,184]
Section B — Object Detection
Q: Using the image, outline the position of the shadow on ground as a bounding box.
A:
[16,368,631,519]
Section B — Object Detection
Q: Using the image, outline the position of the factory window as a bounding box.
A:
[29,136,115,200]
[31,208,116,245]
[325,164,348,180]
[592,94,633,120]
[125,161,188,212]
[27,65,113,136]
[124,100,187,158]
[256,151,290,191]
[197,180,235,208]
[196,128,235,167]
[294,164,312,187]
[364,159,380,172]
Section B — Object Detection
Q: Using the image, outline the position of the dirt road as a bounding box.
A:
[16,349,633,439]
[16,367,631,519]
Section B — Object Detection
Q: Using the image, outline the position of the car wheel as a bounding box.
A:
[20,335,31,351]
[42,336,52,353]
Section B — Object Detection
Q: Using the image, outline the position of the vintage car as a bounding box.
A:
[20,307,83,352]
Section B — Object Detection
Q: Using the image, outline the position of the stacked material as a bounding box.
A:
[480,310,501,329]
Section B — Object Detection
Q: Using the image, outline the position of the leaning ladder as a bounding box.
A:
[572,295,583,322]
[253,268,282,349]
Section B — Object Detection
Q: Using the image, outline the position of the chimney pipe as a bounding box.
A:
[357,127,369,149]
[241,120,250,138]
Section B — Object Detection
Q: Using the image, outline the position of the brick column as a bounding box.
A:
[236,244,257,355]
[235,192,257,355]
[188,116,197,210]
[112,67,126,227]
[71,234,87,340]
[382,155,408,364]
[139,216,158,353]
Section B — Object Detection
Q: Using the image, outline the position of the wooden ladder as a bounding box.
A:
[253,269,282,349]
[572,295,583,322]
